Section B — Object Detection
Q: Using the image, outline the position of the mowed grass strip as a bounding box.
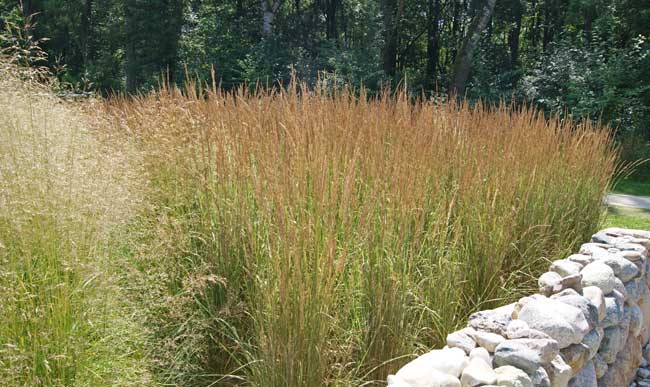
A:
[102,81,619,386]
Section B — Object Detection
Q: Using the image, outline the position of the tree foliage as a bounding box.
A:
[0,0,648,139]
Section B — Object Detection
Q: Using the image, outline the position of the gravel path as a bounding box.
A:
[605,194,650,210]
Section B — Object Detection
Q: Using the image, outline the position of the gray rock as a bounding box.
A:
[582,286,606,322]
[626,238,650,249]
[598,333,643,387]
[629,304,643,338]
[506,320,531,338]
[630,255,646,275]
[560,274,584,293]
[598,326,624,364]
[560,343,590,376]
[389,369,461,387]
[506,320,553,340]
[543,354,572,387]
[468,304,514,337]
[517,297,589,348]
[579,243,611,258]
[617,250,644,262]
[616,242,649,256]
[386,375,411,387]
[395,347,468,380]
[581,327,603,360]
[600,227,650,240]
[470,330,506,353]
[551,260,583,277]
[602,295,624,327]
[469,347,491,365]
[494,365,533,387]
[626,278,643,305]
[621,303,632,346]
[593,354,608,378]
[552,294,599,330]
[447,327,477,354]
[550,288,581,298]
[639,287,650,343]
[540,271,564,296]
[493,339,559,374]
[567,360,596,387]
[580,262,616,294]
[568,254,595,266]
[592,232,616,245]
[512,296,534,320]
[601,255,640,282]
[460,357,497,387]
[643,344,650,361]
[530,366,551,387]
[614,276,630,302]
[638,368,650,379]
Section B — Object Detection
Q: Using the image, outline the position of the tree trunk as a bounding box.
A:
[261,0,283,35]
[508,1,522,87]
[81,0,93,69]
[21,0,33,45]
[450,0,496,95]
[21,0,32,18]
[381,0,398,76]
[530,0,540,48]
[542,4,551,52]
[326,0,338,41]
[426,0,441,85]
[583,4,596,47]
[236,0,244,18]
[262,0,273,35]
[508,0,522,69]
[165,0,184,84]
[124,0,138,92]
[450,0,461,67]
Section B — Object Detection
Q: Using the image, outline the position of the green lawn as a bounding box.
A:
[603,207,650,230]
[605,177,650,230]
[612,178,650,197]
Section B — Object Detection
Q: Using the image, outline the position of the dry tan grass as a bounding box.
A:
[99,80,617,386]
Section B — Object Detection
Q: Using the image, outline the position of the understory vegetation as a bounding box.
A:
[1,64,621,386]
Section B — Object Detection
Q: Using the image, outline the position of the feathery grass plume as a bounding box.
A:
[103,77,618,386]
[0,60,151,386]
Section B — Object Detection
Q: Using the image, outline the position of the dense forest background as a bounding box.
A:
[0,0,649,144]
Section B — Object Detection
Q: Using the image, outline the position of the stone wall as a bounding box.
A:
[387,227,650,387]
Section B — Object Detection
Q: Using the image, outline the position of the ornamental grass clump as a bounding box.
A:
[0,61,150,386]
[103,79,618,386]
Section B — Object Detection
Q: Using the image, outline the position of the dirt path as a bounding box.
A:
[605,194,650,210]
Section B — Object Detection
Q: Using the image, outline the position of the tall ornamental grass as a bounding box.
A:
[0,63,151,386]
[103,81,618,386]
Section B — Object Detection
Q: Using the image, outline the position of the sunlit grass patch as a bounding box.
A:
[0,62,151,386]
[102,80,619,386]
[603,207,650,230]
